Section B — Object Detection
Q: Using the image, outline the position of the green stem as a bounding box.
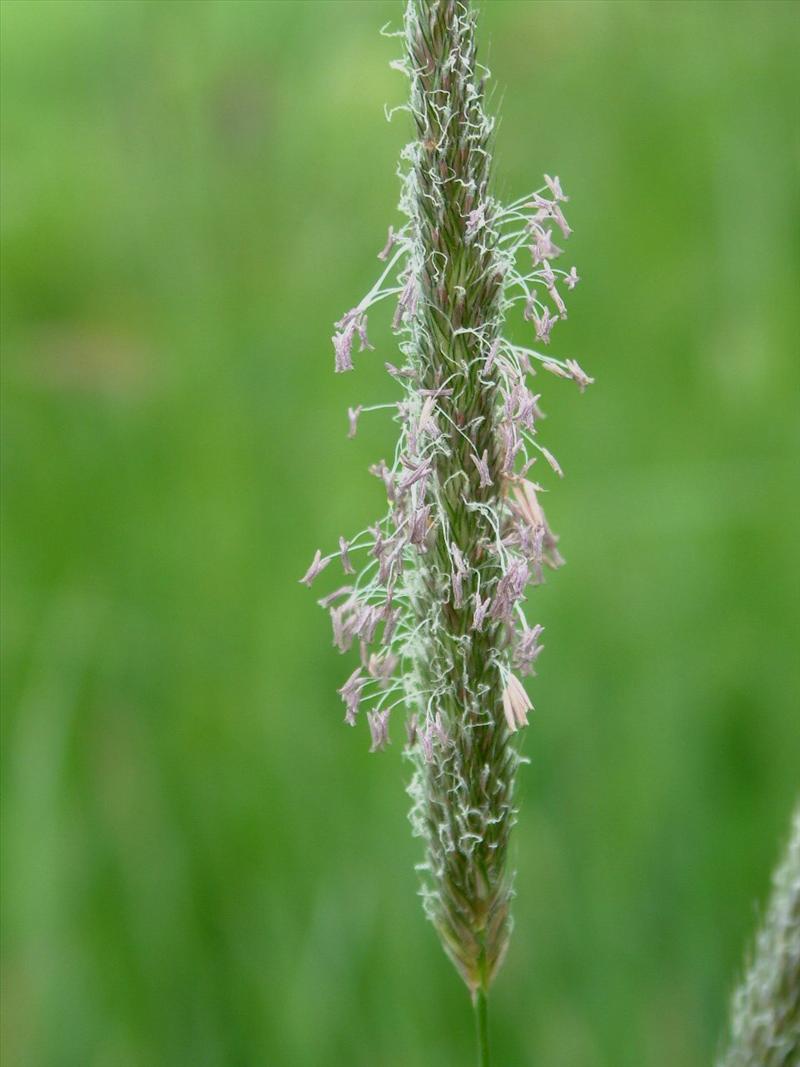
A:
[473,986,490,1067]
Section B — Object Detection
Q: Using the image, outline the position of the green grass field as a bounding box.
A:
[2,2,799,1064]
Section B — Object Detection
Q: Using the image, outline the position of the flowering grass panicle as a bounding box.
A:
[718,805,800,1067]
[302,0,592,1054]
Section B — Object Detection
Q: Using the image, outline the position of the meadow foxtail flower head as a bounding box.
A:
[302,0,593,1000]
[718,804,800,1067]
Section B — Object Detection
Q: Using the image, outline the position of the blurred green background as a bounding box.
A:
[2,1,798,1065]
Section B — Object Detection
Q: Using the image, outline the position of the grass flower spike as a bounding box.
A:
[718,804,800,1067]
[302,1,592,1058]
